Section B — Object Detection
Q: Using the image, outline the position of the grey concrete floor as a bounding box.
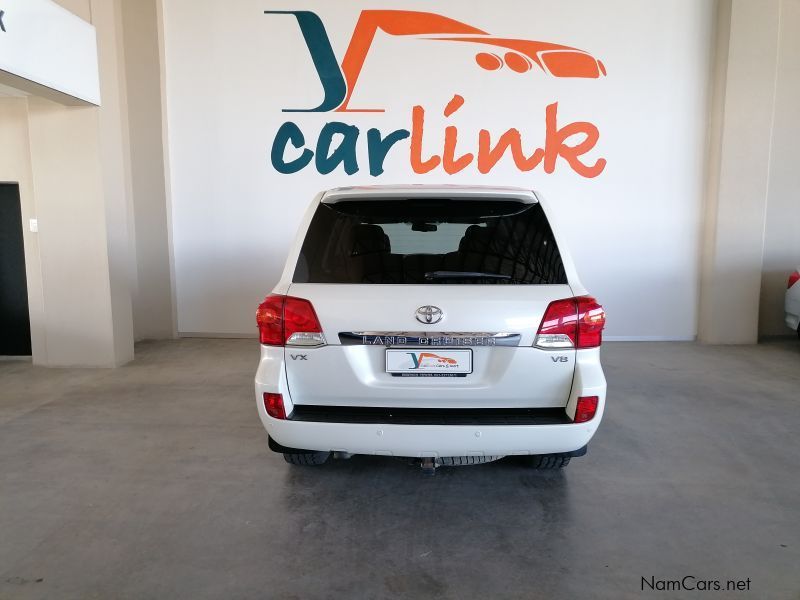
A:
[0,340,799,600]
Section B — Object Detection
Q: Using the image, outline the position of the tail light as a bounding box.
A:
[574,396,599,423]
[535,296,606,349]
[263,392,286,419]
[789,270,800,289]
[256,295,325,346]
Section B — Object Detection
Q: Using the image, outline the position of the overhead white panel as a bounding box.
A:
[0,0,100,105]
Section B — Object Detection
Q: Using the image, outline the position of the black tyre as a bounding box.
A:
[528,454,571,469]
[283,451,330,466]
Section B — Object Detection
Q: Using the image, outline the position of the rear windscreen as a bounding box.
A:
[293,199,567,285]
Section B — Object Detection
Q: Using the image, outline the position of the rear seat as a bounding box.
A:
[349,224,403,283]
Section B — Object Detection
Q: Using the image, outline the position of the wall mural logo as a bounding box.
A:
[267,10,607,178]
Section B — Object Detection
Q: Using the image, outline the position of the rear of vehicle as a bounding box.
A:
[255,186,607,469]
[786,268,800,335]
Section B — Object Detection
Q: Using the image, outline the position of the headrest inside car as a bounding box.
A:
[351,224,391,255]
[458,225,494,252]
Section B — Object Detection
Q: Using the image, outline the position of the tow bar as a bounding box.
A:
[420,457,436,475]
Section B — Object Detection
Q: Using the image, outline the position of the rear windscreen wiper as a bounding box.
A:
[424,271,511,281]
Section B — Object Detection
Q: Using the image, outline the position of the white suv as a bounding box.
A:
[255,185,607,471]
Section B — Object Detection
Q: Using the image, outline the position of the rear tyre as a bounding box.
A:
[528,454,571,469]
[283,451,331,466]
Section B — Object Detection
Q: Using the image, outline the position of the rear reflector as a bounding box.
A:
[789,270,800,289]
[256,295,325,346]
[574,396,599,423]
[263,392,287,419]
[535,296,606,349]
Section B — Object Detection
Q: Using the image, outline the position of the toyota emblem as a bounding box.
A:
[415,305,443,324]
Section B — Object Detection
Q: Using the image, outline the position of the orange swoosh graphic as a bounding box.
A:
[336,10,605,112]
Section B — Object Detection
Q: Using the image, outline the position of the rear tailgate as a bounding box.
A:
[284,284,575,408]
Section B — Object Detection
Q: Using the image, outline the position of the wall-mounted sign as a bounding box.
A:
[0,0,100,105]
[267,9,607,179]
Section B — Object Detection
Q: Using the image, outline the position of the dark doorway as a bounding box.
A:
[0,184,32,356]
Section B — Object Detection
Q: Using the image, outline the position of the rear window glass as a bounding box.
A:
[293,199,567,285]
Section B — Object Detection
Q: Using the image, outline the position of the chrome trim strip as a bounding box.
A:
[338,332,521,347]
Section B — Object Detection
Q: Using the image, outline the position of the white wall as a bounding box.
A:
[121,0,176,340]
[699,0,782,344]
[162,0,715,339]
[699,0,800,343]
[90,0,137,363]
[26,97,129,366]
[0,99,47,361]
[0,0,136,367]
[760,0,800,336]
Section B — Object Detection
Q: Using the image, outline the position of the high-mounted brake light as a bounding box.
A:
[535,296,606,349]
[256,295,325,346]
[789,270,800,289]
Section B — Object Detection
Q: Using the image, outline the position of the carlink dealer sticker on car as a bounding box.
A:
[386,349,473,376]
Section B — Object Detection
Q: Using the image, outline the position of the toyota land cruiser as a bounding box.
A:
[255,185,607,470]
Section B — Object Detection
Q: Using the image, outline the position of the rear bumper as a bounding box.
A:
[786,311,799,332]
[255,345,606,457]
[787,290,800,331]
[262,415,600,457]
